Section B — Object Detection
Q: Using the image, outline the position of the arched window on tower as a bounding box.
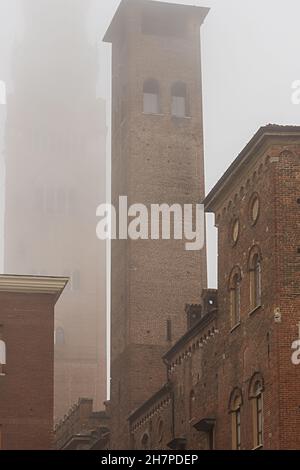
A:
[143,79,160,114]
[171,81,188,117]
[0,339,6,375]
[0,80,6,105]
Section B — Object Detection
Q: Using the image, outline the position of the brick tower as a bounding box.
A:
[4,0,107,420]
[104,0,209,449]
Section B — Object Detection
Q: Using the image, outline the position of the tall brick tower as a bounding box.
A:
[104,0,208,449]
[4,0,107,420]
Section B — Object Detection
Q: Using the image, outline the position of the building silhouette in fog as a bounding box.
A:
[4,0,107,420]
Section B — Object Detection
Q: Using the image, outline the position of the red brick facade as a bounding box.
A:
[0,275,67,450]
[99,0,300,451]
[104,0,208,449]
[127,127,300,450]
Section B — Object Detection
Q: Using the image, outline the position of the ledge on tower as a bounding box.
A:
[103,0,210,44]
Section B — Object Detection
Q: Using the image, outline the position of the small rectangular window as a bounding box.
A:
[172,96,186,118]
[143,93,159,114]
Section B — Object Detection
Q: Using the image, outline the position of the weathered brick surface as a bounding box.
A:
[105,1,208,449]
[0,292,56,450]
[129,131,300,450]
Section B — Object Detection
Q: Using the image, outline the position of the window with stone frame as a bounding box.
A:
[249,373,264,449]
[229,388,243,450]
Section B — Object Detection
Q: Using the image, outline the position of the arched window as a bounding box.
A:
[229,267,242,328]
[0,340,6,375]
[229,388,243,450]
[141,432,150,450]
[0,80,6,105]
[55,327,65,346]
[249,373,264,449]
[248,246,262,311]
[189,390,196,420]
[171,81,188,117]
[143,79,160,114]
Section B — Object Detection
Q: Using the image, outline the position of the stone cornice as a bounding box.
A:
[0,275,69,303]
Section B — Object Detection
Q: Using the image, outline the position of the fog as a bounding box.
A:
[1,0,300,414]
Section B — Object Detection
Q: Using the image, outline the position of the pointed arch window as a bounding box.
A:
[143,79,160,114]
[229,267,242,328]
[171,81,188,117]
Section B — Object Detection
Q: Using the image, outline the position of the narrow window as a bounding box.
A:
[143,79,160,114]
[171,81,188,117]
[249,374,264,449]
[230,273,241,327]
[0,341,6,376]
[233,407,241,450]
[250,254,262,310]
[255,392,263,447]
[229,390,243,451]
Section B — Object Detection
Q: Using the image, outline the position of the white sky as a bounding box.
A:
[1,0,300,287]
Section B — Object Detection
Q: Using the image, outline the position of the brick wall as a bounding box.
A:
[0,291,55,450]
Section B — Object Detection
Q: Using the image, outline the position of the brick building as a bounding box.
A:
[57,1,300,451]
[103,0,208,450]
[54,398,110,450]
[127,125,300,450]
[0,275,67,450]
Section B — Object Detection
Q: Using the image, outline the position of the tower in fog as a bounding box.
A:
[104,0,208,449]
[4,0,107,420]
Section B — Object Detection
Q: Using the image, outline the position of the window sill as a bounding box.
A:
[0,373,6,377]
[171,115,192,120]
[142,112,165,117]
[230,322,241,333]
[249,305,262,317]
[252,445,263,451]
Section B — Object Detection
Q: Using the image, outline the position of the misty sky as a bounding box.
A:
[1,0,300,287]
